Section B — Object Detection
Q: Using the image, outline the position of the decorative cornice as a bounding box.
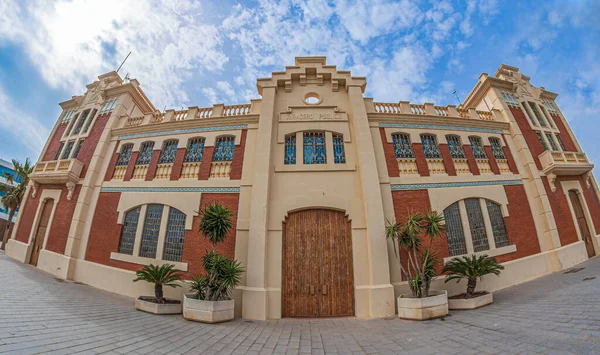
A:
[463,76,515,108]
[104,83,156,114]
[378,122,505,134]
[101,186,241,193]
[391,179,523,190]
[117,124,249,140]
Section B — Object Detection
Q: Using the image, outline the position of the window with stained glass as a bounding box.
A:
[333,134,345,164]
[528,102,547,127]
[158,140,178,164]
[163,208,186,262]
[213,136,235,161]
[465,198,489,252]
[118,207,141,255]
[544,133,558,151]
[489,138,505,159]
[61,141,75,159]
[555,134,566,152]
[284,135,296,165]
[54,142,65,161]
[83,109,97,133]
[139,204,164,258]
[486,200,509,248]
[136,142,155,165]
[65,113,79,135]
[72,140,84,159]
[303,132,326,164]
[521,102,537,126]
[73,110,89,134]
[117,144,133,166]
[420,134,441,159]
[446,135,465,159]
[392,133,414,158]
[184,138,205,162]
[536,132,549,151]
[444,202,468,256]
[500,91,519,106]
[469,137,487,159]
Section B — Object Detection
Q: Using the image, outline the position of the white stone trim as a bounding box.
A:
[116,192,201,229]
[110,252,188,271]
[560,180,598,252]
[29,189,62,250]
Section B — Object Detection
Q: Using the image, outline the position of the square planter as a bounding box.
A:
[135,297,182,315]
[397,290,448,320]
[183,294,234,323]
[448,292,493,310]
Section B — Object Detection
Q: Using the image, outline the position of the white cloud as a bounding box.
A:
[0,87,48,156]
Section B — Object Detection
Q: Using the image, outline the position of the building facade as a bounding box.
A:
[6,57,599,320]
[0,158,19,233]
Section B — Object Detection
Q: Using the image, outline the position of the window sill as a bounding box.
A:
[110,252,188,271]
[275,162,356,172]
[443,244,517,264]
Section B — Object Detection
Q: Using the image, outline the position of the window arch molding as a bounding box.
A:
[116,192,201,230]
[428,186,509,220]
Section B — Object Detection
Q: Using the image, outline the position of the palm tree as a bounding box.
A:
[442,254,504,298]
[198,202,233,250]
[1,158,33,250]
[132,264,183,303]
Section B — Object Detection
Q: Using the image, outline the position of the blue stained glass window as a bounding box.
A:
[555,134,566,152]
[139,204,164,258]
[83,109,97,133]
[163,208,186,262]
[392,133,414,158]
[536,132,549,151]
[136,142,155,165]
[158,140,178,164]
[118,207,140,255]
[61,141,74,159]
[72,140,84,159]
[489,138,506,159]
[333,134,345,164]
[529,102,547,127]
[444,202,468,256]
[284,135,296,165]
[469,137,487,159]
[446,136,465,159]
[213,136,235,161]
[420,134,441,159]
[465,198,489,252]
[116,144,133,166]
[486,200,509,248]
[184,138,205,162]
[73,109,90,134]
[303,132,326,164]
[55,142,65,161]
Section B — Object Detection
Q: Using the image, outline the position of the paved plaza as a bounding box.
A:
[0,253,599,354]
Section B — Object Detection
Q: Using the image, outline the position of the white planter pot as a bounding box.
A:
[397,290,448,320]
[448,292,493,310]
[183,294,235,323]
[135,297,182,315]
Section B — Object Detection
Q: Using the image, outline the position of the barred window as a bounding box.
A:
[136,142,155,165]
[545,133,558,151]
[83,109,97,133]
[536,132,549,151]
[158,140,178,164]
[521,102,537,126]
[486,200,509,248]
[184,138,205,162]
[163,208,186,262]
[303,132,326,164]
[420,134,441,159]
[469,137,487,159]
[72,140,84,159]
[555,134,566,152]
[118,207,141,255]
[446,135,465,159]
[489,138,505,159]
[392,133,414,158]
[284,135,296,165]
[61,141,75,159]
[73,109,90,134]
[333,134,346,164]
[116,144,133,166]
[139,204,164,258]
[528,102,547,127]
[55,142,65,161]
[213,136,235,161]
[465,198,489,252]
[444,202,468,256]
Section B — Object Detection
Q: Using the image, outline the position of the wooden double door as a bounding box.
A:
[568,190,595,258]
[30,199,54,266]
[282,209,354,317]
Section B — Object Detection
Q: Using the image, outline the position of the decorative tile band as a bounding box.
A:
[391,179,522,190]
[379,122,504,134]
[118,125,248,140]
[101,187,240,193]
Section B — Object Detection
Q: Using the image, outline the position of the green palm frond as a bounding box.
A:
[133,264,183,287]
[443,254,504,283]
[198,202,234,247]
[190,251,245,301]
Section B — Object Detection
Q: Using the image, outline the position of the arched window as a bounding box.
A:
[158,140,178,164]
[486,200,509,247]
[136,142,155,165]
[420,134,441,159]
[139,204,164,258]
[213,136,235,161]
[444,202,468,256]
[465,198,489,252]
[489,137,506,159]
[185,137,205,162]
[284,134,296,165]
[163,208,186,262]
[118,207,141,255]
[468,136,487,159]
[333,134,345,164]
[391,133,414,158]
[303,132,326,164]
[116,144,134,166]
[446,135,465,159]
[73,109,90,134]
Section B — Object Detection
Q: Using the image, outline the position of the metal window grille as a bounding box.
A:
[163,208,186,262]
[184,138,205,162]
[333,134,345,164]
[83,109,97,133]
[116,144,133,166]
[486,200,509,248]
[72,140,84,159]
[213,136,235,161]
[489,138,506,159]
[55,142,65,161]
[420,134,441,159]
[303,132,326,164]
[139,204,164,258]
[446,136,465,159]
[521,102,537,126]
[465,198,489,252]
[118,207,140,255]
[392,133,414,158]
[136,142,155,165]
[444,202,468,256]
[469,137,487,159]
[284,135,296,165]
[529,102,547,127]
[555,134,566,151]
[73,110,89,134]
[545,133,558,151]
[536,132,549,151]
[61,141,75,159]
[158,140,178,164]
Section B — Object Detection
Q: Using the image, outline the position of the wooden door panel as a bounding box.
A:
[569,190,595,258]
[30,199,54,266]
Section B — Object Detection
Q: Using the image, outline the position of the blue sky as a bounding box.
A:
[0,0,598,175]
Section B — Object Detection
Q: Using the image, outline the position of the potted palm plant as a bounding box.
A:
[183,202,244,323]
[132,264,184,314]
[443,254,504,309]
[385,211,447,320]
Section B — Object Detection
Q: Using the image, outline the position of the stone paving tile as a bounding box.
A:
[1,253,600,354]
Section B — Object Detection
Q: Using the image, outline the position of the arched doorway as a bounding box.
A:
[568,190,595,258]
[282,209,354,317]
[30,199,54,266]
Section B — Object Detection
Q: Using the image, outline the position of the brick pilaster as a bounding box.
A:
[198,147,214,180]
[123,152,139,181]
[230,130,247,180]
[438,144,456,176]
[379,128,399,177]
[412,143,430,177]
[484,145,501,175]
[463,145,480,175]
[170,148,186,181]
[145,150,161,181]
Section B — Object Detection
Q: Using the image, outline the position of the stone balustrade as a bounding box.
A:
[181,162,201,179]
[453,159,470,175]
[209,161,232,179]
[371,101,500,121]
[112,166,127,180]
[397,158,419,176]
[126,116,144,127]
[173,110,188,121]
[497,159,511,173]
[30,158,84,200]
[427,158,446,175]
[540,151,594,192]
[476,159,492,174]
[132,165,148,180]
[154,163,173,179]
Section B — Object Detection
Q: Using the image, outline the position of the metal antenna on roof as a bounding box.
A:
[453,90,461,105]
[116,52,132,73]
[123,73,130,83]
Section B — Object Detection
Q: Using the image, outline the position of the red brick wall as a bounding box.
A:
[15,189,36,243]
[439,144,456,176]
[412,144,429,176]
[104,141,121,182]
[509,107,544,170]
[45,185,81,254]
[379,128,399,177]
[581,179,600,233]
[77,113,111,178]
[501,135,519,174]
[541,176,579,246]
[484,146,501,175]
[230,130,247,180]
[550,113,577,152]
[170,148,186,180]
[42,124,68,161]
[145,150,160,181]
[123,152,139,181]
[463,145,480,175]
[198,147,214,180]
